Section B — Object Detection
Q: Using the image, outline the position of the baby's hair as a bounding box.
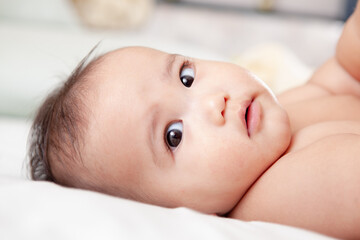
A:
[28,45,103,185]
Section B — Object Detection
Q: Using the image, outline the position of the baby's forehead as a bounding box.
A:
[83,47,161,87]
[86,47,176,92]
[102,46,167,63]
[82,47,168,149]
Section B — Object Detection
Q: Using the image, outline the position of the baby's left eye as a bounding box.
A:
[180,64,194,88]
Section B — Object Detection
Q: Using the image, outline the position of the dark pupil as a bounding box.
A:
[181,76,194,88]
[167,129,182,147]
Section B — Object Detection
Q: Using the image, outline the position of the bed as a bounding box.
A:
[0,2,342,239]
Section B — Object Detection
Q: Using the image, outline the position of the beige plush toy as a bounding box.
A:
[233,43,313,94]
[71,0,154,29]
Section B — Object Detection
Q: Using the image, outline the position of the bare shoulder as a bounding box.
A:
[230,133,360,239]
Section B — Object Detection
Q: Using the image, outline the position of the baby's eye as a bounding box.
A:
[180,64,194,88]
[165,121,183,151]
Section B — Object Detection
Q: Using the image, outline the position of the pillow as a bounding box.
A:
[0,117,30,178]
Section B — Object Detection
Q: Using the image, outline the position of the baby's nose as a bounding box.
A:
[201,92,229,126]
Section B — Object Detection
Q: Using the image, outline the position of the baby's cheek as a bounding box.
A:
[199,146,243,180]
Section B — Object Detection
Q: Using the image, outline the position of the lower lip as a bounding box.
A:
[246,100,261,137]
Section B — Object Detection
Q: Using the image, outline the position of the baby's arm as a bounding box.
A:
[308,1,360,97]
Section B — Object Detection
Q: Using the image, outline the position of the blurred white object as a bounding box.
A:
[71,0,155,28]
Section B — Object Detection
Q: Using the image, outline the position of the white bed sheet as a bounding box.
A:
[0,117,336,240]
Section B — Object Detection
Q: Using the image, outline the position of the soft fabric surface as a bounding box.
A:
[0,117,336,240]
[0,176,335,240]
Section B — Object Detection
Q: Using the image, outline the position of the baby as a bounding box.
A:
[28,2,360,240]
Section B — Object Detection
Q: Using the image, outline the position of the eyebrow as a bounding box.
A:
[147,106,159,165]
[165,54,179,79]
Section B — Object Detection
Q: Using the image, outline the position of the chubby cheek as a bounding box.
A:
[203,147,244,179]
[182,148,252,213]
[172,134,266,213]
[180,121,255,180]
[181,136,253,188]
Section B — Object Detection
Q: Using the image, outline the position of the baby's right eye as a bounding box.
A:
[165,121,183,151]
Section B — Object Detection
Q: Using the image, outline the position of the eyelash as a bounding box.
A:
[181,59,192,71]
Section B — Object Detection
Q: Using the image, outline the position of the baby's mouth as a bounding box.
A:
[238,99,252,135]
[244,98,261,137]
[245,101,251,136]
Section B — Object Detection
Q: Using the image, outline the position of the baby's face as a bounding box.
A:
[82,47,291,214]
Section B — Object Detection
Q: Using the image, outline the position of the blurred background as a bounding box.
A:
[0,0,357,118]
